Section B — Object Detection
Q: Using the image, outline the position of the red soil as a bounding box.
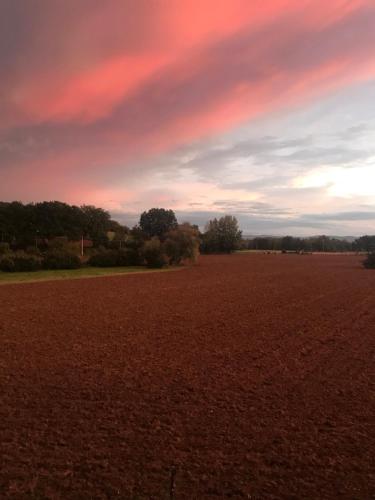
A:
[1,254,374,499]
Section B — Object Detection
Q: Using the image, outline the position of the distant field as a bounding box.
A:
[0,265,176,285]
[1,253,374,498]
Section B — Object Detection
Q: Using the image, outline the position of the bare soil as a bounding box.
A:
[0,254,374,499]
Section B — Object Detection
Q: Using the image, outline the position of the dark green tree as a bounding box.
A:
[139,208,177,239]
[353,235,375,252]
[81,205,112,246]
[202,215,242,253]
[363,252,375,269]
[0,201,124,249]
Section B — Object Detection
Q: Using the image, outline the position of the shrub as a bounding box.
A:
[0,252,42,272]
[25,246,42,256]
[0,255,15,272]
[363,252,375,269]
[88,248,142,267]
[142,237,167,268]
[164,224,200,265]
[117,248,142,266]
[0,242,10,255]
[43,250,81,270]
[87,250,119,267]
[15,253,43,271]
[48,238,81,254]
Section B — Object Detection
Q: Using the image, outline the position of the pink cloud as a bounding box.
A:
[1,0,375,205]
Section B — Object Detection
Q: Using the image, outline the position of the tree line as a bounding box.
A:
[0,202,242,253]
[0,202,242,272]
[0,201,118,247]
[0,201,374,274]
[243,234,375,253]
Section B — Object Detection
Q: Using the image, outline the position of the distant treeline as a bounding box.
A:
[1,201,374,253]
[243,235,375,253]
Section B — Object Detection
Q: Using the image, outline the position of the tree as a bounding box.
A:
[142,237,167,268]
[363,252,375,269]
[354,235,375,252]
[202,215,242,253]
[33,201,85,240]
[81,205,112,246]
[164,223,200,264]
[139,208,178,239]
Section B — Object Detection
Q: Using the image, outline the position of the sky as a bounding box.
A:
[1,0,375,236]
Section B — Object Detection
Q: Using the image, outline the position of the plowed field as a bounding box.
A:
[1,254,374,499]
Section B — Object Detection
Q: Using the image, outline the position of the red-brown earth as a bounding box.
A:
[0,254,374,499]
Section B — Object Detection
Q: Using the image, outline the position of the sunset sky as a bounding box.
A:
[1,0,375,235]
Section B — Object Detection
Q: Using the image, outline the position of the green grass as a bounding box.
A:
[0,266,177,285]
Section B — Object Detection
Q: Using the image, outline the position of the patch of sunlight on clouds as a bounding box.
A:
[293,164,375,198]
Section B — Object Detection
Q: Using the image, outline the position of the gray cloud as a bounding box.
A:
[301,211,375,222]
[186,131,374,181]
[222,176,291,191]
[211,200,292,216]
[280,146,371,166]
